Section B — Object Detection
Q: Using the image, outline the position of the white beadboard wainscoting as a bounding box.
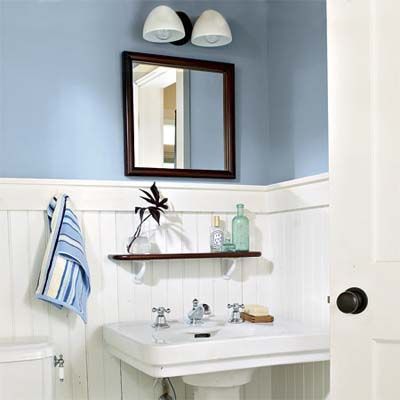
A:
[0,174,329,400]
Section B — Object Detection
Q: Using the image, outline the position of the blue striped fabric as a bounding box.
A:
[36,194,91,323]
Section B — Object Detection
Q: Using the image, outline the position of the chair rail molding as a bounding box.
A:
[0,173,329,213]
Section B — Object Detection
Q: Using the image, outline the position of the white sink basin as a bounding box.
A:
[103,317,329,378]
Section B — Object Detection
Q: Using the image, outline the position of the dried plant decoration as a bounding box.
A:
[127,182,169,253]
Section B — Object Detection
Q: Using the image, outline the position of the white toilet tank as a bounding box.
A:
[0,338,54,400]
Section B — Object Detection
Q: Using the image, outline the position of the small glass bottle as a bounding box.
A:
[222,239,236,252]
[232,204,249,251]
[222,231,236,252]
[210,216,224,252]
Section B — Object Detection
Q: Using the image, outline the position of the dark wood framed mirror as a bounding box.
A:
[122,51,235,178]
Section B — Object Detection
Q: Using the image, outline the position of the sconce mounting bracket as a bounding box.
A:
[171,11,193,46]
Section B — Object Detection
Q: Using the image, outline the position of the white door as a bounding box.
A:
[328,0,400,399]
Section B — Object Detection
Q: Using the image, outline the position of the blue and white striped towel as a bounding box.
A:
[36,194,91,323]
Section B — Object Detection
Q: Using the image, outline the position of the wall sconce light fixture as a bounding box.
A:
[142,6,232,47]
[191,10,232,47]
[142,5,185,43]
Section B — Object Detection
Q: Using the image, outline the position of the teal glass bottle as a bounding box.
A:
[232,204,249,251]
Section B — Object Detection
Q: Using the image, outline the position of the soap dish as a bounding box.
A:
[240,312,274,323]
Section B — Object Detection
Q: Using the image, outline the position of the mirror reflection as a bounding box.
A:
[132,62,224,170]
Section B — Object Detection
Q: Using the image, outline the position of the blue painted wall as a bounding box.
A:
[0,0,327,185]
[266,1,328,183]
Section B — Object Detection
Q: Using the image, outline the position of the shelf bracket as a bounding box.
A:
[133,261,146,284]
[222,259,237,280]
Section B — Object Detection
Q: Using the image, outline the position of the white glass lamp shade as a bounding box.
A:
[191,10,232,47]
[143,5,185,43]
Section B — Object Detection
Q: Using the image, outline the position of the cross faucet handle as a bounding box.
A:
[227,303,245,312]
[152,306,171,315]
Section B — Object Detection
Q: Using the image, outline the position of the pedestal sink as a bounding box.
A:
[103,318,329,400]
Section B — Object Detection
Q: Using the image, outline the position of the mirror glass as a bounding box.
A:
[123,52,235,178]
[132,63,224,170]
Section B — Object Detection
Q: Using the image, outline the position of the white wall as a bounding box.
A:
[0,174,329,400]
[136,86,164,168]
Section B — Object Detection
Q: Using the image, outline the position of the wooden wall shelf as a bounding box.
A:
[109,251,261,261]
[109,251,262,284]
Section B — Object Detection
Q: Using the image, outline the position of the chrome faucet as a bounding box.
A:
[187,299,205,325]
[227,303,245,323]
[152,306,171,329]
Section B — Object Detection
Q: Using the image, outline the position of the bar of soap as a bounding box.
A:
[244,304,269,316]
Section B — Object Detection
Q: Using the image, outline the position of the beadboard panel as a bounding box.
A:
[0,177,329,400]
